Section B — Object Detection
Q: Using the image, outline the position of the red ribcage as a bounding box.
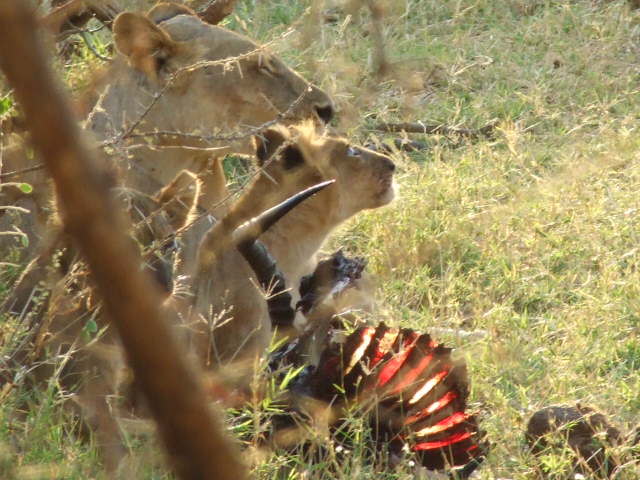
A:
[308,322,487,472]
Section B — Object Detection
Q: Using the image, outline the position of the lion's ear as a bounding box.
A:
[113,12,178,78]
[253,126,293,167]
[156,170,201,230]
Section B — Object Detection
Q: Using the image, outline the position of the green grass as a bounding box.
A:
[3,0,640,478]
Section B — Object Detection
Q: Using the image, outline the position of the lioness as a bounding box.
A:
[93,2,334,210]
[0,2,333,253]
[2,168,201,352]
[179,123,395,364]
[1,169,201,471]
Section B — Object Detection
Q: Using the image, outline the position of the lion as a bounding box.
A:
[2,168,337,472]
[1,168,200,322]
[93,2,334,210]
[0,2,333,255]
[177,123,395,365]
[1,169,201,471]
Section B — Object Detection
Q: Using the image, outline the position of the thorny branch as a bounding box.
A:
[196,0,241,25]
[42,0,119,40]
[374,120,498,139]
[78,29,112,61]
[41,0,244,43]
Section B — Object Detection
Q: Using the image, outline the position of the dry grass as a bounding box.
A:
[2,0,640,478]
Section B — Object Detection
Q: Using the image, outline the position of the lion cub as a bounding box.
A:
[1,170,200,471]
[178,123,395,366]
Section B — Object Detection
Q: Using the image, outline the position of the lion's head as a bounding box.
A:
[89,3,334,149]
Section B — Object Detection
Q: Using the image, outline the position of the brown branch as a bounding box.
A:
[0,3,248,480]
[365,137,430,153]
[0,163,46,181]
[41,0,120,40]
[195,0,241,25]
[373,120,498,139]
[41,0,244,44]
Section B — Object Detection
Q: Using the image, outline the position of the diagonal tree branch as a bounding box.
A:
[0,2,248,479]
[195,0,241,25]
[374,120,498,139]
[41,0,242,42]
[42,0,120,40]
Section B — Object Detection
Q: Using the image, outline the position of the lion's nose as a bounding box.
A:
[315,103,334,124]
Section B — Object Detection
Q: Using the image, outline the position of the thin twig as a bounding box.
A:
[42,0,119,41]
[365,137,430,153]
[0,163,46,180]
[0,206,31,214]
[78,30,112,62]
[196,0,241,25]
[373,120,498,139]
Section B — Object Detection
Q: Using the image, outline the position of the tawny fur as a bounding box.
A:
[0,2,332,255]
[95,3,332,211]
[1,170,200,472]
[176,124,395,365]
[2,169,200,320]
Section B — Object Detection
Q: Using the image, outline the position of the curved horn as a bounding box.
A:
[233,180,334,248]
[235,180,334,328]
[237,240,293,328]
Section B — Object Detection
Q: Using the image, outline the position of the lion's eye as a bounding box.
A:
[260,64,277,76]
[346,146,361,157]
[258,55,278,76]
